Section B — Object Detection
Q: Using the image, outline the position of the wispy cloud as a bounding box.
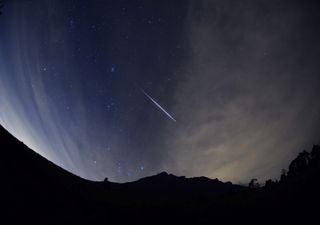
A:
[163,0,320,183]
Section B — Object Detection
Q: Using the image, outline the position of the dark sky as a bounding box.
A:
[0,0,320,183]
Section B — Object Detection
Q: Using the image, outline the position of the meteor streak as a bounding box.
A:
[140,89,176,122]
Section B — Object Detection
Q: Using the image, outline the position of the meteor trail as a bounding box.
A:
[140,89,176,122]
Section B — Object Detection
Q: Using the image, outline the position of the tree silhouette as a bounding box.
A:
[248,178,260,189]
[280,169,287,181]
[288,150,310,176]
[264,179,274,187]
[311,145,320,162]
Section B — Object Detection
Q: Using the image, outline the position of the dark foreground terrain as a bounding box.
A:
[0,124,319,224]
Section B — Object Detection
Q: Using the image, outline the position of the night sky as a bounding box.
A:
[0,0,320,183]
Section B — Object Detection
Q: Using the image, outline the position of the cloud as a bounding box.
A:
[1,0,319,184]
[164,0,320,183]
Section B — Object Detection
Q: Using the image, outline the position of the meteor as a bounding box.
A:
[140,89,176,122]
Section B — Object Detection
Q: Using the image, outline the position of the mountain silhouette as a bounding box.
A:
[120,171,245,196]
[1,124,320,224]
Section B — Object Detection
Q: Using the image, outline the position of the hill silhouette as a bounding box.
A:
[1,124,320,224]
